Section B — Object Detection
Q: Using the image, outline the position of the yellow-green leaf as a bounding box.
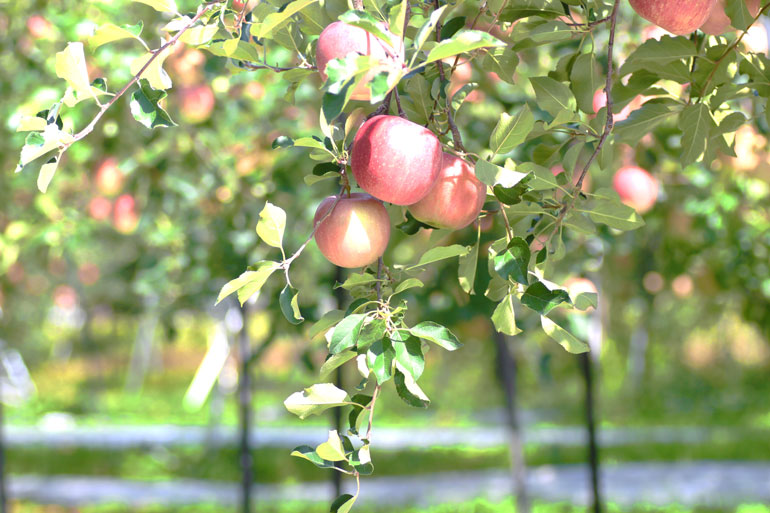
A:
[129,46,174,91]
[133,0,178,13]
[256,202,286,249]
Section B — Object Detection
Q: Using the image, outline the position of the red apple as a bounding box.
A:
[700,0,760,34]
[88,196,112,221]
[95,157,123,196]
[408,152,486,230]
[612,165,658,213]
[114,194,139,234]
[27,15,54,39]
[592,89,645,121]
[179,84,215,124]
[351,115,442,205]
[316,21,404,102]
[629,0,717,35]
[78,262,101,286]
[313,193,391,268]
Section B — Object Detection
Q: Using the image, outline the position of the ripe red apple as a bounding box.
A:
[313,193,391,268]
[351,115,442,205]
[629,0,717,35]
[592,90,645,121]
[113,194,139,234]
[316,21,404,102]
[700,0,760,34]
[612,165,658,213]
[408,152,486,230]
[179,84,215,124]
[95,157,123,196]
[88,196,112,221]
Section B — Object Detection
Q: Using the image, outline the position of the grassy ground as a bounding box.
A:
[9,432,770,483]
[13,498,770,513]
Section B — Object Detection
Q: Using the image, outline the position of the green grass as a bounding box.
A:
[13,498,770,513]
[9,431,770,483]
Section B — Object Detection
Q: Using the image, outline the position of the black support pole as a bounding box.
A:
[579,352,602,513]
[0,375,6,513]
[238,304,253,513]
[493,331,530,513]
[331,266,346,498]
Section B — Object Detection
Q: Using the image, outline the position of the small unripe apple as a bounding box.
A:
[179,84,215,124]
[612,165,658,213]
[351,115,442,205]
[88,196,112,221]
[95,157,123,196]
[408,152,486,230]
[316,21,404,102]
[313,193,391,268]
[629,0,717,35]
[700,0,760,34]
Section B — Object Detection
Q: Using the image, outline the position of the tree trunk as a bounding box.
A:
[238,304,253,513]
[579,352,602,513]
[493,331,530,513]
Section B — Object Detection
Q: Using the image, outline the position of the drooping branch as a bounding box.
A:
[61,2,223,153]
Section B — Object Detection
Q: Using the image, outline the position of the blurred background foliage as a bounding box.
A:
[1,0,770,511]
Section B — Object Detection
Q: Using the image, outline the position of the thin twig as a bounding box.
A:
[61,2,222,153]
[394,89,406,118]
[363,384,381,442]
[241,61,316,72]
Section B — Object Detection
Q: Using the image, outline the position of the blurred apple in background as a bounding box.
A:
[179,84,215,124]
[88,197,112,221]
[26,15,55,39]
[613,165,658,213]
[95,158,124,196]
[113,194,139,234]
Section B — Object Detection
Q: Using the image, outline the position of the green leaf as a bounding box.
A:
[331,494,357,513]
[329,314,366,354]
[393,332,425,380]
[388,0,408,37]
[678,103,712,165]
[580,189,645,231]
[309,309,345,339]
[492,293,520,336]
[37,155,61,194]
[521,281,570,315]
[475,159,530,188]
[366,338,395,384]
[530,76,576,118]
[179,24,219,46]
[206,40,261,61]
[458,235,480,294]
[336,272,380,290]
[258,0,319,38]
[56,42,103,104]
[347,394,372,433]
[500,0,565,22]
[15,125,73,173]
[279,285,304,324]
[489,105,535,156]
[614,102,677,145]
[320,351,357,378]
[405,75,434,124]
[290,445,336,468]
[393,278,424,295]
[216,261,280,306]
[573,292,598,311]
[541,315,589,353]
[357,318,387,351]
[129,45,173,90]
[315,430,347,461]
[412,4,448,55]
[89,22,144,49]
[493,237,530,284]
[338,10,397,48]
[394,368,430,408]
[570,53,602,114]
[519,162,558,191]
[256,202,286,249]
[726,0,753,30]
[407,244,469,269]
[133,0,177,12]
[409,322,462,351]
[130,79,176,129]
[440,16,466,40]
[424,30,505,65]
[482,46,518,84]
[619,36,697,76]
[284,383,350,419]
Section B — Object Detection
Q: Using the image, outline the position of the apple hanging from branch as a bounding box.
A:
[351,115,443,206]
[613,165,658,214]
[408,152,486,230]
[313,193,391,268]
[629,0,717,35]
